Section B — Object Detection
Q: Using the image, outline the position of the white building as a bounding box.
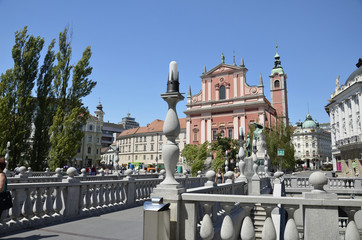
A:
[325,58,362,174]
[116,118,186,170]
[73,104,103,168]
[293,114,332,170]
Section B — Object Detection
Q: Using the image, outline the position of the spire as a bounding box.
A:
[232,51,236,66]
[203,65,207,74]
[221,53,225,64]
[188,85,192,97]
[271,45,284,75]
[240,58,245,68]
[259,73,264,86]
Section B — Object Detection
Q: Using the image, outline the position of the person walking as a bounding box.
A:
[0,158,8,215]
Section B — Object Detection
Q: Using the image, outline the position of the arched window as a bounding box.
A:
[88,147,91,154]
[89,124,93,131]
[219,85,226,100]
[274,80,280,88]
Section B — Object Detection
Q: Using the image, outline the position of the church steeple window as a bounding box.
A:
[220,85,226,100]
[274,80,280,88]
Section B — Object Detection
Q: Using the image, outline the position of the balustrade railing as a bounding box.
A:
[180,193,362,240]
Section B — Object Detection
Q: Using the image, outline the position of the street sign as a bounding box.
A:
[277,149,285,156]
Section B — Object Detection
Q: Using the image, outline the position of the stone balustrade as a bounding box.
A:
[180,192,362,240]
[0,167,207,234]
[284,176,362,196]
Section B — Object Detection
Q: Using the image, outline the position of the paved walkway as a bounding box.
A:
[0,206,144,240]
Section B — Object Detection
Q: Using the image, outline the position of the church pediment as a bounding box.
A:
[203,64,242,77]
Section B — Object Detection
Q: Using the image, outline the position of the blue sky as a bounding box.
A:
[1,0,362,127]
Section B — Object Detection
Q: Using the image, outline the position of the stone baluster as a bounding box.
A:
[158,169,166,179]
[97,184,104,209]
[261,204,277,240]
[19,166,27,179]
[115,183,121,206]
[53,186,64,218]
[90,184,97,211]
[240,204,255,240]
[204,170,216,187]
[283,205,299,240]
[200,203,214,240]
[121,182,127,205]
[32,187,43,221]
[8,189,20,227]
[109,183,116,207]
[342,207,360,240]
[43,187,54,220]
[21,188,34,224]
[103,184,110,208]
[220,204,234,240]
[224,171,234,184]
[84,184,92,211]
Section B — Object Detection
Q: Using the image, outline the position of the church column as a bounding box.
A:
[201,118,206,143]
[233,115,239,139]
[207,118,212,142]
[338,103,344,141]
[359,92,362,133]
[344,101,351,139]
[351,95,358,136]
[202,80,206,102]
[330,110,336,148]
[186,119,191,144]
[233,74,238,97]
[208,79,212,101]
[215,84,219,100]
[258,108,265,126]
[226,84,230,99]
[240,114,246,137]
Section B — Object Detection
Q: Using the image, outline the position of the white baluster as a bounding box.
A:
[240,216,255,240]
[261,204,277,240]
[200,203,214,240]
[220,204,234,240]
[53,186,64,218]
[8,189,20,227]
[344,220,360,240]
[21,188,33,224]
[351,180,354,188]
[32,187,43,221]
[284,205,299,240]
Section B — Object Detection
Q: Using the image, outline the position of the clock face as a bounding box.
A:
[251,87,257,94]
[192,97,197,103]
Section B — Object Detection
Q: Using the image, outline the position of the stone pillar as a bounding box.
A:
[351,95,358,136]
[233,115,239,140]
[240,114,245,137]
[226,84,230,99]
[344,100,351,138]
[201,118,206,143]
[206,118,212,142]
[186,119,191,144]
[303,172,339,240]
[338,103,344,140]
[358,92,362,133]
[207,79,212,101]
[233,74,238,97]
[202,80,206,102]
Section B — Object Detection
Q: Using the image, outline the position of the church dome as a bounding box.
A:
[302,114,317,128]
[345,58,362,85]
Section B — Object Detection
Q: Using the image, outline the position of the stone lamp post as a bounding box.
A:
[160,61,184,185]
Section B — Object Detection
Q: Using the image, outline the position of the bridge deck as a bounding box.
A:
[0,206,144,240]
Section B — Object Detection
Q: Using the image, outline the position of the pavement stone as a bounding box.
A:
[0,206,144,240]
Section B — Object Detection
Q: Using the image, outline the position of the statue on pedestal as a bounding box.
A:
[245,135,252,157]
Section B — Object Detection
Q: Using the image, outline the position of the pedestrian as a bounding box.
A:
[215,168,224,184]
[0,157,12,215]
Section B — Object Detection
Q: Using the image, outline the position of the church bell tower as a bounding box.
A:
[270,47,289,126]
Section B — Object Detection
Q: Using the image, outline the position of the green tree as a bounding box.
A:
[264,121,295,171]
[30,39,56,170]
[0,27,44,168]
[210,133,239,172]
[48,28,96,170]
[181,141,210,176]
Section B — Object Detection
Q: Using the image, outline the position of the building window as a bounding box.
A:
[306,150,309,156]
[159,144,162,151]
[136,145,138,152]
[151,144,154,151]
[151,136,154,142]
[89,124,93,131]
[151,155,153,160]
[97,137,100,143]
[96,149,99,154]
[306,143,309,148]
[312,142,316,148]
[144,136,146,142]
[97,125,100,132]
[313,150,316,156]
[159,154,162,160]
[193,131,198,141]
[213,130,217,141]
[219,85,226,100]
[135,156,138,160]
[144,145,146,151]
[274,80,280,88]
[88,136,92,143]
[228,129,233,138]
[305,136,308,139]
[143,155,146,160]
[88,147,91,154]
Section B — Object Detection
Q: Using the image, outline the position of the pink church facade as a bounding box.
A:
[184,52,288,144]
